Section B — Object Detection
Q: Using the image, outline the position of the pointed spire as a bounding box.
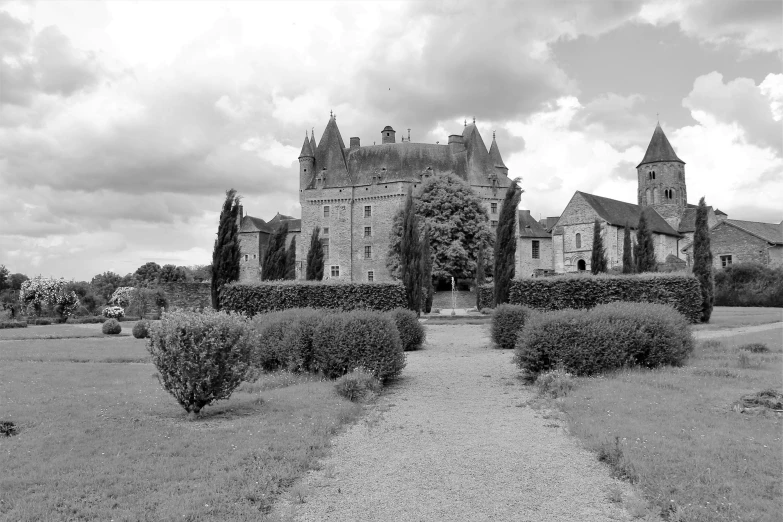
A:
[298,133,314,159]
[637,123,685,167]
[464,119,467,127]
[315,114,349,181]
[310,128,317,151]
[489,132,507,170]
[473,117,476,124]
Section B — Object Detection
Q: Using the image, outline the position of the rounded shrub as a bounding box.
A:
[249,308,325,374]
[389,308,425,351]
[515,302,694,376]
[147,309,254,416]
[491,304,535,350]
[102,319,122,335]
[334,367,382,402]
[313,310,405,382]
[132,319,150,339]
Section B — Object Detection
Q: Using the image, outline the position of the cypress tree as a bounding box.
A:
[284,235,296,280]
[635,210,657,273]
[211,189,241,310]
[590,218,608,274]
[475,244,486,310]
[306,226,324,280]
[421,224,434,313]
[622,222,634,274]
[493,179,522,306]
[693,197,714,322]
[262,222,289,281]
[400,186,422,315]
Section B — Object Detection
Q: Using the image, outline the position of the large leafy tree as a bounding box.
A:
[387,174,493,286]
[493,179,522,306]
[590,218,608,274]
[622,222,634,274]
[306,226,324,280]
[158,264,189,283]
[693,197,714,322]
[211,189,241,310]
[8,273,29,291]
[285,235,296,280]
[262,221,289,281]
[634,211,657,273]
[0,265,8,292]
[400,186,422,315]
[90,271,123,302]
[134,262,162,287]
[421,224,433,313]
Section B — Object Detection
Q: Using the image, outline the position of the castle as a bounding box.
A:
[238,116,783,281]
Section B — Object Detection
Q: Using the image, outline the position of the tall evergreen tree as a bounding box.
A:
[306,226,324,280]
[493,179,522,306]
[475,244,486,310]
[211,189,241,310]
[622,222,634,274]
[693,197,714,322]
[400,186,422,315]
[590,218,608,274]
[634,210,657,273]
[420,224,433,313]
[262,222,289,281]
[284,235,296,280]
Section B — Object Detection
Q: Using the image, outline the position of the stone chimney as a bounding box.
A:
[448,134,465,153]
[350,137,360,149]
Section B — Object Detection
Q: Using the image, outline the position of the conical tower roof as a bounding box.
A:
[637,123,684,167]
[309,129,317,153]
[488,132,507,169]
[298,134,314,158]
[315,114,350,185]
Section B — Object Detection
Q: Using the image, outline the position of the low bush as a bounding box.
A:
[102,306,125,319]
[715,262,783,307]
[535,367,576,398]
[313,310,405,382]
[0,321,27,329]
[515,302,694,376]
[491,304,535,350]
[132,320,151,339]
[102,319,122,335]
[478,284,493,310]
[389,308,425,351]
[248,308,325,375]
[66,316,105,324]
[33,318,52,325]
[119,316,142,322]
[334,367,382,402]
[147,309,254,416]
[220,281,406,316]
[739,342,769,353]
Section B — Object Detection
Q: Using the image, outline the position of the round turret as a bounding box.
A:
[381,126,396,144]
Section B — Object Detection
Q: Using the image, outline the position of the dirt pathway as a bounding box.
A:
[693,321,783,340]
[273,325,634,522]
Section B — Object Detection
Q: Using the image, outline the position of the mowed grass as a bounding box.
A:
[561,326,782,522]
[0,323,134,340]
[0,335,363,520]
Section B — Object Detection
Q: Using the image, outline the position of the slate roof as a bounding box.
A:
[725,219,782,244]
[489,135,508,169]
[240,214,301,234]
[714,208,727,216]
[540,216,560,232]
[576,191,680,237]
[637,124,685,167]
[313,115,350,187]
[298,135,313,158]
[518,210,551,238]
[677,206,715,233]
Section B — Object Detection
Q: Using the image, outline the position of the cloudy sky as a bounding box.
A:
[0,0,780,281]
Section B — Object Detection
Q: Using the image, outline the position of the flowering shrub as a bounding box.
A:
[19,277,80,318]
[102,306,125,319]
[110,287,135,308]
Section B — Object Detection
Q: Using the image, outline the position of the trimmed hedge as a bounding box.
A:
[491,304,535,350]
[0,321,27,329]
[313,310,405,382]
[66,316,105,324]
[515,302,694,376]
[220,281,406,316]
[389,308,425,351]
[478,284,493,310]
[479,274,701,323]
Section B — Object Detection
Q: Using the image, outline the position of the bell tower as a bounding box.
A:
[637,123,687,229]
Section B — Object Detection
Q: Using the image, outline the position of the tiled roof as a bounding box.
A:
[637,124,685,167]
[240,216,272,233]
[725,219,782,244]
[577,191,680,236]
[518,210,551,238]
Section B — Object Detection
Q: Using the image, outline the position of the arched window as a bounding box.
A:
[670,188,676,201]
[646,188,652,205]
[652,171,656,180]
[575,233,582,248]
[664,189,669,199]
[653,187,659,204]
[577,259,586,271]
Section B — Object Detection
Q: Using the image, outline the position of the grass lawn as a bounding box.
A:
[0,335,363,520]
[0,323,134,340]
[559,326,782,522]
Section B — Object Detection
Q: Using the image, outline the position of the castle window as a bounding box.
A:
[324,206,330,218]
[321,238,329,259]
[491,202,497,214]
[365,245,372,259]
[331,265,340,277]
[720,255,732,267]
[532,240,540,259]
[575,233,581,248]
[386,133,390,137]
[364,205,372,218]
[491,220,498,227]
[244,254,248,262]
[304,168,307,172]
[577,259,586,271]
[367,271,374,282]
[323,227,329,235]
[652,171,656,180]
[252,254,256,259]
[364,226,372,237]
[671,188,676,200]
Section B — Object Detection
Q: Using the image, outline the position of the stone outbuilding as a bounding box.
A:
[237,208,300,282]
[517,210,553,277]
[681,217,783,270]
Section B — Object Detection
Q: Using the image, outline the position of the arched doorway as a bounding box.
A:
[577,259,586,271]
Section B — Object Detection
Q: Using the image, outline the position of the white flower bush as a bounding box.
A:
[110,287,135,308]
[19,277,80,318]
[102,306,125,319]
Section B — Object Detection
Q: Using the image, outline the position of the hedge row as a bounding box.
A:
[478,274,702,323]
[221,281,407,316]
[515,302,694,376]
[715,262,783,307]
[0,321,27,329]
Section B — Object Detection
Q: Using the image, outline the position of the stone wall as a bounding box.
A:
[707,222,770,270]
[517,237,554,278]
[769,245,783,268]
[637,161,687,229]
[238,231,262,283]
[158,282,212,311]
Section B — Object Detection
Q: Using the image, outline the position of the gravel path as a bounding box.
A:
[273,325,635,522]
[692,321,782,340]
